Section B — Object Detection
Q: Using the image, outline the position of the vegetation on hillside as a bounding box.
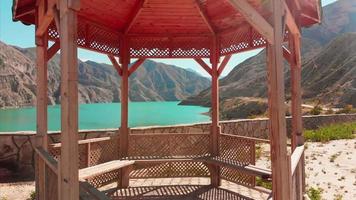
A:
[304,122,356,142]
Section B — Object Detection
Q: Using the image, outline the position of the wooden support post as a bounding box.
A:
[118,37,130,188]
[59,2,79,199]
[35,1,48,199]
[266,0,291,199]
[210,38,220,187]
[290,33,304,200]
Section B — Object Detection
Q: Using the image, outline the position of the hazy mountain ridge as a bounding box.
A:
[180,0,356,112]
[0,42,210,108]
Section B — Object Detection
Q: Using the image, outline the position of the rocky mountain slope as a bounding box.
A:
[0,42,210,108]
[181,0,356,111]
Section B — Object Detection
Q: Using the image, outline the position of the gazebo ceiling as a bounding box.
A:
[12,0,321,58]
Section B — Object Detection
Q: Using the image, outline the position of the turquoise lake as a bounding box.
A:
[0,102,210,132]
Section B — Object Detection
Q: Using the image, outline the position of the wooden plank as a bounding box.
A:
[217,55,231,76]
[194,58,212,75]
[201,157,272,179]
[35,147,59,174]
[290,145,304,175]
[228,0,274,44]
[194,0,215,35]
[128,58,146,76]
[51,137,112,148]
[47,41,60,61]
[266,1,291,199]
[59,2,79,199]
[220,133,270,143]
[79,160,135,180]
[107,55,122,76]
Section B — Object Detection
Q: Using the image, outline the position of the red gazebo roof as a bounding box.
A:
[12,0,321,58]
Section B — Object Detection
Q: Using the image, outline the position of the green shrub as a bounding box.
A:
[27,191,36,200]
[256,177,272,190]
[310,105,323,115]
[304,122,356,142]
[307,187,322,200]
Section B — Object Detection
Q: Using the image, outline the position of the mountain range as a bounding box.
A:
[0,42,210,108]
[180,0,356,114]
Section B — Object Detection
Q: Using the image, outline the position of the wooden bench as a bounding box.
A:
[79,160,135,180]
[200,157,271,179]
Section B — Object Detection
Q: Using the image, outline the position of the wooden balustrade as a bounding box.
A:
[289,145,305,200]
[35,146,109,200]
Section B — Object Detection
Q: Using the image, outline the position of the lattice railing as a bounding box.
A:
[128,133,211,178]
[49,137,119,188]
[219,134,256,187]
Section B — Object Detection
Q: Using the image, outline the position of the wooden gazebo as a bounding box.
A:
[12,0,321,199]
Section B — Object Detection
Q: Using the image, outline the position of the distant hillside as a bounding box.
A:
[181,0,356,115]
[0,42,210,108]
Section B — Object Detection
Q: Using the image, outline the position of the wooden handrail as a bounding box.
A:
[79,181,110,200]
[130,132,210,136]
[51,136,112,148]
[220,133,270,143]
[290,145,304,175]
[34,147,58,174]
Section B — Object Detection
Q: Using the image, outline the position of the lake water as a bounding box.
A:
[0,102,210,132]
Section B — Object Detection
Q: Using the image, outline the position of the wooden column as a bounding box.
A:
[267,0,291,199]
[59,2,79,199]
[210,38,220,186]
[35,1,48,198]
[119,38,130,188]
[290,33,305,200]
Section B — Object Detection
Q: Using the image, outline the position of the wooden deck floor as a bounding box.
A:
[100,178,271,200]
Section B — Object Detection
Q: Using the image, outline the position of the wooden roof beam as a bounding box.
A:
[35,0,57,37]
[227,0,274,44]
[194,58,212,76]
[108,55,123,76]
[217,55,231,76]
[194,0,216,35]
[47,41,60,61]
[128,58,146,76]
[124,0,145,34]
[284,3,300,36]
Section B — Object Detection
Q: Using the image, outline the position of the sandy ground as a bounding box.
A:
[0,181,35,200]
[256,139,356,200]
[1,139,355,200]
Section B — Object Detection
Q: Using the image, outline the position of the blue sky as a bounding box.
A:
[0,0,338,77]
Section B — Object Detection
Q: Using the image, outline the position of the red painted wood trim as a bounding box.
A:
[47,41,60,61]
[194,0,215,35]
[107,55,123,76]
[128,58,146,76]
[124,0,145,34]
[194,58,212,76]
[217,55,231,76]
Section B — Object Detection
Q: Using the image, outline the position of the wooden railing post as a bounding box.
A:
[267,0,292,199]
[59,1,80,199]
[210,37,221,187]
[118,37,130,188]
[35,0,48,198]
[290,33,305,200]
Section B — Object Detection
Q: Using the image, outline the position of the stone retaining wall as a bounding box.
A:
[0,114,355,181]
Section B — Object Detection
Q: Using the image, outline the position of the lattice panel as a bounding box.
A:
[87,170,120,188]
[128,133,210,158]
[88,139,118,166]
[219,134,256,187]
[129,37,211,58]
[220,28,251,55]
[250,29,267,48]
[130,162,210,178]
[47,18,120,56]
